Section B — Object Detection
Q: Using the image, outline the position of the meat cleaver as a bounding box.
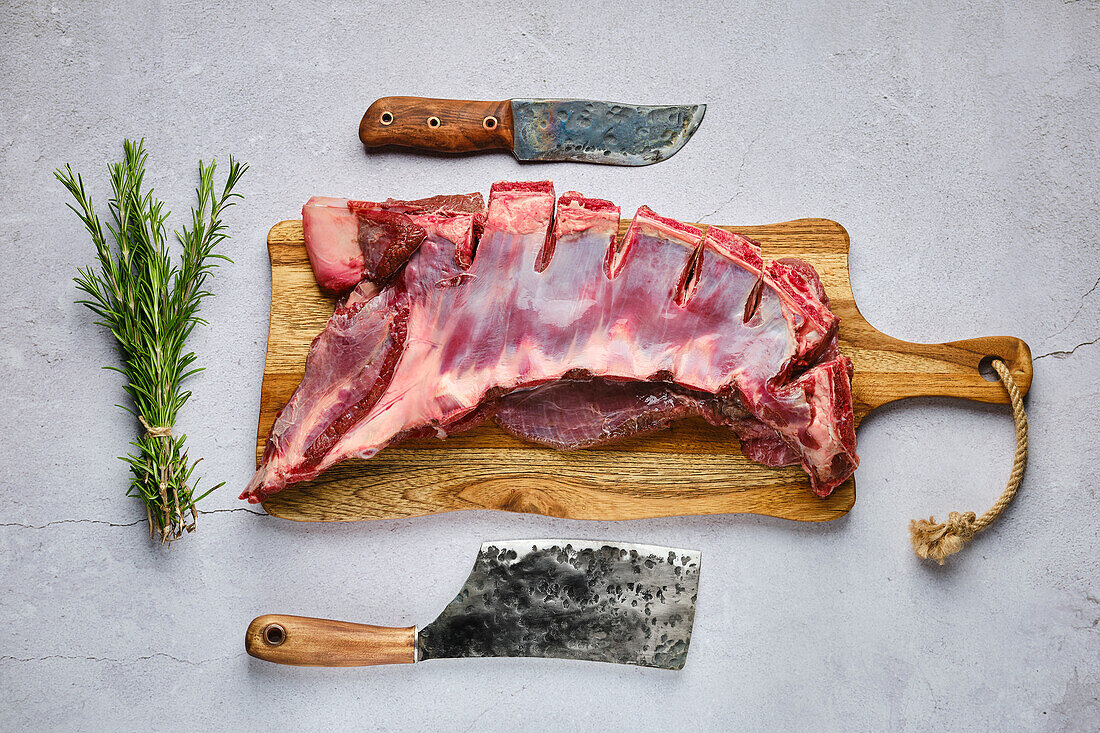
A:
[246,540,700,670]
[359,97,705,166]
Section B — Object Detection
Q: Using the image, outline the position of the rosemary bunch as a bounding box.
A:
[57,139,247,544]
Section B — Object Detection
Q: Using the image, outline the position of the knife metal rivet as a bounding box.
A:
[483,116,498,130]
[379,112,393,126]
[262,623,286,647]
[427,116,441,128]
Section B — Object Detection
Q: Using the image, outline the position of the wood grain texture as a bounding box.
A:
[360,97,514,154]
[256,218,1033,523]
[245,614,416,667]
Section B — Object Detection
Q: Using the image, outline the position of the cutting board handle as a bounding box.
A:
[360,96,514,154]
[245,614,416,666]
[856,334,1032,411]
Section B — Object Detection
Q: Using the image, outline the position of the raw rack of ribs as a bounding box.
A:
[244,181,858,503]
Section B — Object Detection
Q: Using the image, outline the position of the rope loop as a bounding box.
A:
[909,358,1029,564]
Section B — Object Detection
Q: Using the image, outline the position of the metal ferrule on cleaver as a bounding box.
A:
[359,97,706,166]
[246,539,701,670]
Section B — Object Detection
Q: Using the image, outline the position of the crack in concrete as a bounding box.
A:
[1050,274,1100,338]
[1,506,268,531]
[461,678,536,733]
[1035,335,1100,360]
[697,126,766,224]
[198,507,268,517]
[0,652,245,666]
[0,518,144,529]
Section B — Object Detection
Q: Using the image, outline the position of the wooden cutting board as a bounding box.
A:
[256,218,1032,523]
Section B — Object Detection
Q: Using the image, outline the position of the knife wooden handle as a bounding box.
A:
[245,614,416,667]
[360,96,514,153]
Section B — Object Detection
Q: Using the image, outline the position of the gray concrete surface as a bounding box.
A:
[2,1,1098,730]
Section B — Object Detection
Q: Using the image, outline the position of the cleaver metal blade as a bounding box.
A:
[360,97,705,166]
[246,540,701,670]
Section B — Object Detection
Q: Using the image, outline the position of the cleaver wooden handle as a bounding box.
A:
[245,614,416,667]
[360,96,514,154]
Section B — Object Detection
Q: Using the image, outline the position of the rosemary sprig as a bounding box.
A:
[57,139,247,544]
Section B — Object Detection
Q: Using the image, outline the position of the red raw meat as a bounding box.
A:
[492,249,848,466]
[349,209,426,283]
[245,182,858,503]
[495,379,704,450]
[302,192,484,293]
[493,377,801,467]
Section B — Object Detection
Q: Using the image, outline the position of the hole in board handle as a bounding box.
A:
[978,355,1000,382]
[262,623,286,646]
[483,116,498,130]
[379,111,393,126]
[427,116,441,128]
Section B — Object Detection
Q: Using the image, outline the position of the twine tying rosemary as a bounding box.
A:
[139,415,173,439]
[909,358,1029,564]
[137,415,194,542]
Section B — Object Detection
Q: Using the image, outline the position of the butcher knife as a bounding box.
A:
[246,539,700,670]
[359,97,706,165]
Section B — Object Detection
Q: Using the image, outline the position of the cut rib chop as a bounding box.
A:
[302,192,485,293]
[246,182,858,503]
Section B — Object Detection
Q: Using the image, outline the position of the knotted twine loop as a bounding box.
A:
[909,358,1029,564]
[138,415,173,439]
